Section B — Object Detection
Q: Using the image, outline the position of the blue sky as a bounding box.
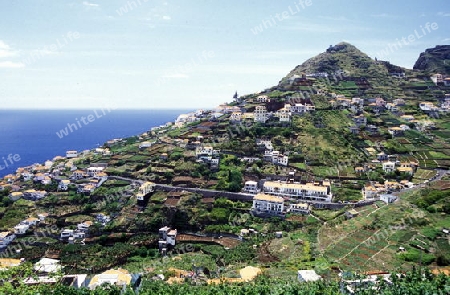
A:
[0,0,449,109]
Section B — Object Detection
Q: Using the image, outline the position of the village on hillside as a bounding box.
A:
[0,44,449,292]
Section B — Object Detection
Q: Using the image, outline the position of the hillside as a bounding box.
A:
[278,42,422,100]
[413,45,450,74]
[285,42,386,78]
[0,42,449,292]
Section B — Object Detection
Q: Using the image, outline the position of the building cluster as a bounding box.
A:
[1,257,141,291]
[60,213,111,244]
[195,145,220,170]
[263,180,332,202]
[257,139,289,167]
[247,171,330,216]
[251,193,312,217]
[0,149,111,206]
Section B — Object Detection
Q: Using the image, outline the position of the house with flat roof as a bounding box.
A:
[66,150,78,158]
[251,193,284,215]
[158,226,178,255]
[263,180,332,202]
[288,203,311,215]
[382,161,396,173]
[254,106,268,123]
[243,180,259,194]
[136,182,156,201]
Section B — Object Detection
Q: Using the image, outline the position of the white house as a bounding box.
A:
[66,151,78,158]
[256,139,273,151]
[362,185,378,199]
[382,161,396,173]
[138,141,153,149]
[243,181,259,194]
[136,182,156,201]
[263,181,332,202]
[22,172,34,181]
[256,95,270,103]
[77,221,93,232]
[97,213,111,225]
[158,226,178,254]
[60,229,74,239]
[419,102,437,111]
[289,203,311,215]
[229,112,242,122]
[61,229,85,240]
[290,103,306,113]
[71,170,86,180]
[252,193,284,215]
[273,154,289,166]
[380,194,397,204]
[264,150,289,166]
[195,146,219,157]
[14,224,29,235]
[275,104,291,122]
[58,179,71,191]
[87,167,105,177]
[254,106,268,123]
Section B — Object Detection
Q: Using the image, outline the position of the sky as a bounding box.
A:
[0,0,449,110]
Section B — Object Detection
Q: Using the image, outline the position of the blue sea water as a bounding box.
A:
[0,109,189,177]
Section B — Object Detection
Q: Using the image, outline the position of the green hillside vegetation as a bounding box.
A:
[413,45,450,74]
[0,42,449,293]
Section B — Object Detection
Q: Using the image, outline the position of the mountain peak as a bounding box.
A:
[283,42,376,80]
[413,45,450,74]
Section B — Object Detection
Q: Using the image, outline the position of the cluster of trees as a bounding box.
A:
[414,189,450,213]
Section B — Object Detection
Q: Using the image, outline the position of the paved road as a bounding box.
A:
[394,169,448,196]
[108,169,448,206]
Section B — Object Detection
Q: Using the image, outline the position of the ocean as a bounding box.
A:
[0,109,189,177]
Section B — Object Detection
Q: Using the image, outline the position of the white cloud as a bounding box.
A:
[0,40,18,58]
[161,73,189,78]
[319,15,351,22]
[370,13,399,18]
[162,15,171,20]
[442,38,450,42]
[0,40,9,50]
[0,61,25,68]
[438,12,450,17]
[0,50,16,58]
[83,1,99,7]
